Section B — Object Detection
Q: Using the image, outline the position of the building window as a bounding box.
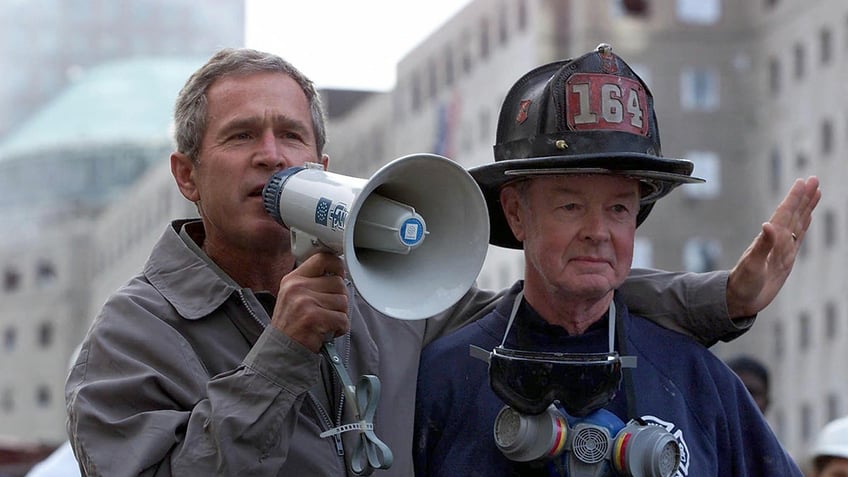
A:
[428,58,438,99]
[682,151,721,199]
[3,267,21,292]
[3,327,15,352]
[680,67,719,111]
[793,42,806,79]
[768,57,781,94]
[683,238,721,273]
[479,17,491,60]
[824,209,837,248]
[462,31,473,73]
[820,27,833,65]
[498,6,509,45]
[796,151,809,170]
[825,301,838,339]
[799,312,811,351]
[821,118,834,156]
[38,322,54,348]
[36,385,51,407]
[35,260,57,288]
[517,0,528,31]
[676,0,720,24]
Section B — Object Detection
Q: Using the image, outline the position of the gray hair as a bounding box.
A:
[173,48,327,162]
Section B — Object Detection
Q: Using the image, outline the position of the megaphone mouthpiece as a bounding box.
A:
[263,166,305,229]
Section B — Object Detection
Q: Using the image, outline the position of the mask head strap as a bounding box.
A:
[500,290,616,353]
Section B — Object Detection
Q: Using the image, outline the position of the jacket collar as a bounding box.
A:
[144,219,238,320]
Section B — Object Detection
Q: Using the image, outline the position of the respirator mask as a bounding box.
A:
[494,404,680,477]
[471,292,680,477]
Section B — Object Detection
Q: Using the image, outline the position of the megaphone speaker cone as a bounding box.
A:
[345,154,490,320]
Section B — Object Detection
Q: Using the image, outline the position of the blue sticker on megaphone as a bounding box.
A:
[400,218,424,246]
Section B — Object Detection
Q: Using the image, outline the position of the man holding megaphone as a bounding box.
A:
[64,48,817,477]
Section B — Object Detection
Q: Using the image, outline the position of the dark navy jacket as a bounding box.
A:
[413,282,802,477]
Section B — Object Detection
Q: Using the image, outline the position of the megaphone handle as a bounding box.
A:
[320,340,394,475]
[291,228,334,264]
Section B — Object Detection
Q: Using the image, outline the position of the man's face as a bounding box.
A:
[182,72,324,253]
[502,174,640,301]
[818,457,848,477]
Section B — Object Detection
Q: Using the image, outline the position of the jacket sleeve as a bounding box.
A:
[427,270,752,348]
[620,268,754,346]
[421,285,504,346]
[65,293,320,477]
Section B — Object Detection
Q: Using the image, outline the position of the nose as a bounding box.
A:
[253,131,288,169]
[580,209,610,242]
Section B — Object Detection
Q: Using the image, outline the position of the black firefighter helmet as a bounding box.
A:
[470,43,704,249]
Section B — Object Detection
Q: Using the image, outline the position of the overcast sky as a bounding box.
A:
[244,0,471,91]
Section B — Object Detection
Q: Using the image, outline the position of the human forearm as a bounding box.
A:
[621,268,751,346]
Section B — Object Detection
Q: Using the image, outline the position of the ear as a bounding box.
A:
[319,153,330,170]
[170,151,200,202]
[500,185,526,243]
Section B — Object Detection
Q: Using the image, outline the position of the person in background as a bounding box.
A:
[414,44,809,476]
[809,416,848,477]
[64,47,817,476]
[726,354,771,414]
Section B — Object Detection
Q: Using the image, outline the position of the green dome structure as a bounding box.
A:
[0,56,204,212]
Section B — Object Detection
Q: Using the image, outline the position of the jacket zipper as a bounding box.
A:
[308,391,345,456]
[237,289,348,464]
[236,289,267,331]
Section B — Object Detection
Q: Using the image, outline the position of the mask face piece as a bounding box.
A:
[489,347,623,416]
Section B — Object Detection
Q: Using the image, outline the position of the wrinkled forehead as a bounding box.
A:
[519,173,643,195]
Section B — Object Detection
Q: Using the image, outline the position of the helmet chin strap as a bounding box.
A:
[500,289,616,354]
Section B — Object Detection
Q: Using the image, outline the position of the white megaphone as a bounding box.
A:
[262,153,490,320]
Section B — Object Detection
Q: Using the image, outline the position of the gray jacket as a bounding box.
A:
[65,220,747,476]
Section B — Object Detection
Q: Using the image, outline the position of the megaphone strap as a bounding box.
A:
[319,422,375,438]
[320,341,394,475]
